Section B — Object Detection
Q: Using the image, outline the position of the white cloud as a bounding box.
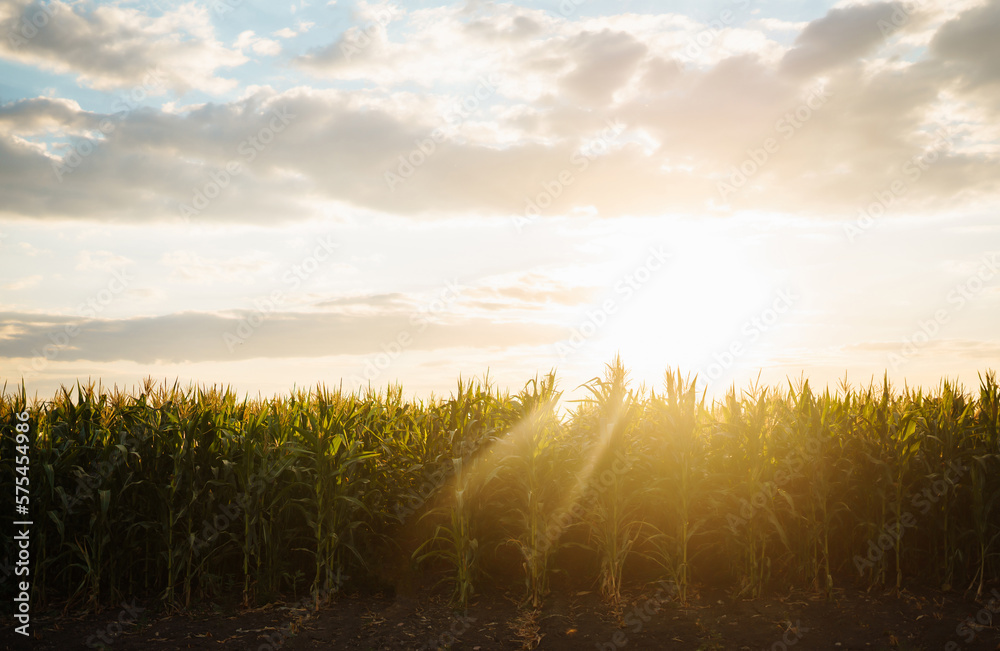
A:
[18,242,48,256]
[779,2,900,77]
[0,1,996,224]
[2,275,42,291]
[235,30,283,57]
[76,250,132,272]
[0,0,246,94]
[161,250,275,283]
[750,18,809,32]
[0,309,563,363]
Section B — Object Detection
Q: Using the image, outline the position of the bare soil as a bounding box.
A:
[9,582,1000,651]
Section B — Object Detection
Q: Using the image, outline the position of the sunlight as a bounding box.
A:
[590,221,774,386]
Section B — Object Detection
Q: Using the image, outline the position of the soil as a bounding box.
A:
[8,583,1000,651]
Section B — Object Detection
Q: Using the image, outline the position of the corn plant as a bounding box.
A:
[413,453,499,608]
[711,382,784,598]
[411,377,507,608]
[496,373,564,608]
[291,390,378,609]
[776,382,849,599]
[641,368,705,604]
[574,358,645,609]
[852,378,922,592]
[3,365,1000,615]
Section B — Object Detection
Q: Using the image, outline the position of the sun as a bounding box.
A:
[587,219,777,387]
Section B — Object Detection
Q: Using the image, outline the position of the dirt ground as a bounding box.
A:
[10,582,1000,651]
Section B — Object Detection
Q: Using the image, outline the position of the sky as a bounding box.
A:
[0,0,998,402]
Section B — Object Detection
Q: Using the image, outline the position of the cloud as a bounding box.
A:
[466,284,595,308]
[459,273,598,311]
[559,30,648,105]
[313,275,595,316]
[930,0,1000,90]
[160,250,274,283]
[750,18,809,33]
[0,0,246,94]
[0,1,999,223]
[0,97,93,135]
[0,91,313,222]
[0,310,563,363]
[76,250,132,272]
[2,275,42,291]
[848,338,1000,361]
[780,2,901,77]
[18,242,47,256]
[235,30,282,57]
[294,3,399,77]
[317,292,412,311]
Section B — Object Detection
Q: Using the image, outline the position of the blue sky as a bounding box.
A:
[0,0,998,400]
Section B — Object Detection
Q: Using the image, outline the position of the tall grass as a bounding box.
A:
[1,367,998,614]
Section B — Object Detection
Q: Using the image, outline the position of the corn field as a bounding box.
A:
[2,362,999,615]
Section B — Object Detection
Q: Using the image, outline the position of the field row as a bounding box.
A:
[1,362,998,613]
